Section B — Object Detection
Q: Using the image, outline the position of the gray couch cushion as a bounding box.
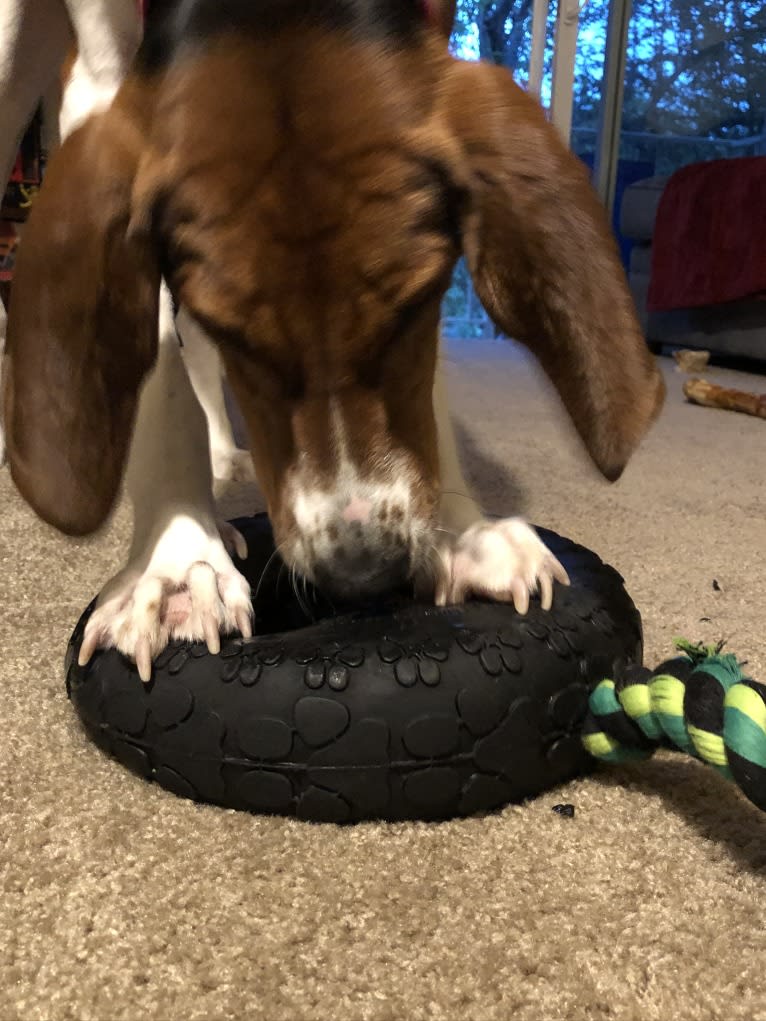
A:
[620,175,669,242]
[648,301,766,359]
[621,171,766,359]
[629,242,652,276]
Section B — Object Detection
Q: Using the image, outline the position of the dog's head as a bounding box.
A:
[3,0,663,597]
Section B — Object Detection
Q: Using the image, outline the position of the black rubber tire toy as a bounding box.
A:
[65,515,643,823]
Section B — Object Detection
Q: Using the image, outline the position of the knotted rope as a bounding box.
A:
[583,641,766,812]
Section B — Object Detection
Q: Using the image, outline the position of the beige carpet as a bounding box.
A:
[1,340,765,1021]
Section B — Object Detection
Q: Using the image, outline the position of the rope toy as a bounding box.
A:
[583,640,766,812]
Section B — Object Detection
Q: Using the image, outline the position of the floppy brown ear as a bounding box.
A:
[3,98,160,534]
[441,61,664,481]
[427,0,457,38]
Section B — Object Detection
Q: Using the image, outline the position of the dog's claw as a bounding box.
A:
[436,517,569,612]
[218,520,248,561]
[78,627,100,669]
[136,636,153,683]
[78,522,252,678]
[236,608,253,640]
[511,576,530,615]
[539,572,553,612]
[203,614,221,655]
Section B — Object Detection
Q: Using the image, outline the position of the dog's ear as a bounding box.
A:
[426,0,457,38]
[3,97,160,535]
[441,61,664,481]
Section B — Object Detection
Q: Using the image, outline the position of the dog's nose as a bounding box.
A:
[314,548,411,600]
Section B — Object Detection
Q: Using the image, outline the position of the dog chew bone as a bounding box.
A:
[673,349,710,373]
[683,378,766,420]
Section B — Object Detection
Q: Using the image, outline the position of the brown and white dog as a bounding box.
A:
[1,0,664,680]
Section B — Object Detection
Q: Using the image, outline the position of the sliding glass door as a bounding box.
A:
[443,0,614,338]
[615,0,765,178]
[442,0,766,339]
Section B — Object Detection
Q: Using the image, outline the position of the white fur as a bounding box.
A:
[434,361,484,534]
[292,394,420,530]
[286,394,422,575]
[78,286,253,682]
[59,0,142,136]
[289,468,420,573]
[435,517,570,612]
[433,362,570,612]
[175,306,256,483]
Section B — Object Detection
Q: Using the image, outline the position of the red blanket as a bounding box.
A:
[648,156,766,312]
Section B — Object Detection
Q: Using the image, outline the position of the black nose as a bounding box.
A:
[314,549,411,600]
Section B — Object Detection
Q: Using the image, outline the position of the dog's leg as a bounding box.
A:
[78,287,253,681]
[0,0,71,186]
[434,354,569,613]
[53,1,250,677]
[434,362,484,535]
[0,0,73,464]
[59,0,141,137]
[175,307,256,484]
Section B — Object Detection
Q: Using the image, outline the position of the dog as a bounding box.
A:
[2,0,665,681]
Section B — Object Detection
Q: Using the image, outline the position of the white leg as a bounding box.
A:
[59,0,141,137]
[0,0,73,465]
[434,357,483,534]
[0,0,71,187]
[78,286,253,682]
[175,307,255,483]
[434,350,570,612]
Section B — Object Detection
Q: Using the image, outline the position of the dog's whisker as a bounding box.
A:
[290,564,314,619]
[301,572,317,609]
[254,541,288,604]
[439,489,476,503]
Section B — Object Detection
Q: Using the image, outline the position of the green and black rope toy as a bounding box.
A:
[584,640,766,813]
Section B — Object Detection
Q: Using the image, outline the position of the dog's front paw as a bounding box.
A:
[78,518,253,682]
[435,518,570,613]
[212,446,256,484]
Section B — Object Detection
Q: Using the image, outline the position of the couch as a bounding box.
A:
[619,171,766,362]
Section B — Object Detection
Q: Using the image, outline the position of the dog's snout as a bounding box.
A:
[314,546,411,599]
[341,498,373,524]
[312,515,412,599]
[287,479,427,600]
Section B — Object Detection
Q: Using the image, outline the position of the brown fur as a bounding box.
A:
[131,33,457,549]
[61,45,78,90]
[4,20,664,544]
[3,83,159,534]
[427,0,457,36]
[439,61,665,480]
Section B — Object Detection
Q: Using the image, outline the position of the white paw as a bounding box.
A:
[78,517,253,682]
[435,517,570,613]
[212,447,256,483]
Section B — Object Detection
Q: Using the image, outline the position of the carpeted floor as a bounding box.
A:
[1,339,765,1021]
